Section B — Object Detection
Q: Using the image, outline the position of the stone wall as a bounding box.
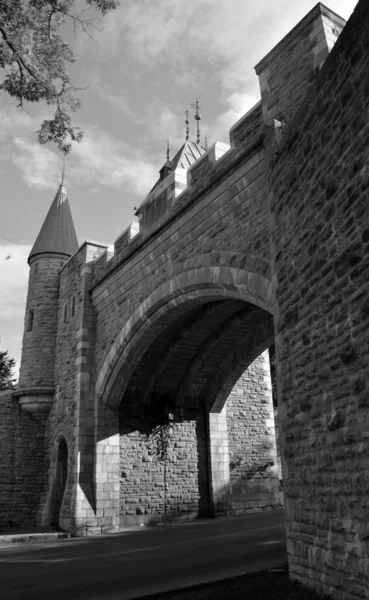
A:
[117,351,283,524]
[119,401,209,525]
[269,0,369,597]
[91,147,269,384]
[226,351,283,514]
[39,242,106,531]
[0,391,46,528]
[255,4,345,125]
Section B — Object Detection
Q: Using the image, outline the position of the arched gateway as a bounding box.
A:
[6,3,369,598]
[94,265,279,524]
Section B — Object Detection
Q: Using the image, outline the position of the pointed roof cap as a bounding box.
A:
[28,184,79,263]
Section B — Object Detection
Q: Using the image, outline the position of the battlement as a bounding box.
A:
[86,5,346,289]
[255,3,345,124]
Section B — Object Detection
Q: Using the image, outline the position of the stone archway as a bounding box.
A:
[96,264,274,410]
[93,263,279,529]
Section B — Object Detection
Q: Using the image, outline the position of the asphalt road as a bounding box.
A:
[0,510,286,600]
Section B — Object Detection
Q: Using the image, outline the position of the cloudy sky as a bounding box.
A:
[0,0,358,375]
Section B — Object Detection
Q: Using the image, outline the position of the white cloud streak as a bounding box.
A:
[0,108,158,195]
[101,0,357,142]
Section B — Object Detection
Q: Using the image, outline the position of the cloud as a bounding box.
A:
[0,107,158,196]
[0,242,30,320]
[0,242,30,376]
[96,84,134,117]
[0,109,33,141]
[147,103,187,152]
[214,92,261,143]
[100,0,357,147]
[68,125,158,195]
[0,242,30,375]
[13,138,61,189]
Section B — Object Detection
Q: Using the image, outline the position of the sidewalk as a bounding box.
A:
[0,526,70,545]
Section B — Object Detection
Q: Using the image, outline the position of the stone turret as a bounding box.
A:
[15,184,78,414]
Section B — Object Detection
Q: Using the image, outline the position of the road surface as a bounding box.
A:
[0,510,286,599]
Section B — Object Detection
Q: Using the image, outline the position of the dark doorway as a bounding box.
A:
[51,437,68,527]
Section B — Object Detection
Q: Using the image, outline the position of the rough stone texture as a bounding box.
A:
[6,3,369,597]
[226,352,283,514]
[119,406,209,525]
[255,4,345,125]
[115,352,281,524]
[269,0,369,598]
[208,407,231,516]
[229,102,263,149]
[91,147,270,387]
[18,255,64,391]
[0,391,46,528]
[274,407,282,479]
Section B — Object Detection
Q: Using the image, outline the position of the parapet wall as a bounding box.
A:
[255,3,345,124]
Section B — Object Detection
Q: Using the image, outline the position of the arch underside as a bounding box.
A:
[97,266,275,415]
[118,298,274,420]
[95,264,279,524]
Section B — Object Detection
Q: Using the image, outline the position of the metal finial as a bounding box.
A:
[191,99,201,144]
[166,140,170,161]
[185,109,190,141]
[204,137,208,150]
[61,152,67,185]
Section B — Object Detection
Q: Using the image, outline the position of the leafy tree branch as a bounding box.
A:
[0,0,119,153]
[0,340,17,391]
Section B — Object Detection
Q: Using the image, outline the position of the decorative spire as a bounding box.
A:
[204,137,208,150]
[191,99,201,144]
[166,140,170,161]
[61,152,67,185]
[185,109,190,141]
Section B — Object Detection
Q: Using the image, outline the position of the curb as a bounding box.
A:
[0,532,71,545]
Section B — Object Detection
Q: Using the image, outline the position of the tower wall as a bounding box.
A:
[255,4,345,125]
[18,254,66,392]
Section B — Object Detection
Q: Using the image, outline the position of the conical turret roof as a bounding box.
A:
[28,184,79,263]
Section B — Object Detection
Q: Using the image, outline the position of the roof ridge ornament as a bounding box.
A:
[185,109,190,141]
[166,140,170,161]
[191,99,201,145]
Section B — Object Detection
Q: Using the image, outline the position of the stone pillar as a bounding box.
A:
[62,263,98,534]
[225,351,283,514]
[207,405,231,515]
[94,406,120,533]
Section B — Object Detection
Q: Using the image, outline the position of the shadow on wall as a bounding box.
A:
[51,437,68,527]
[228,445,284,515]
[118,396,210,526]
